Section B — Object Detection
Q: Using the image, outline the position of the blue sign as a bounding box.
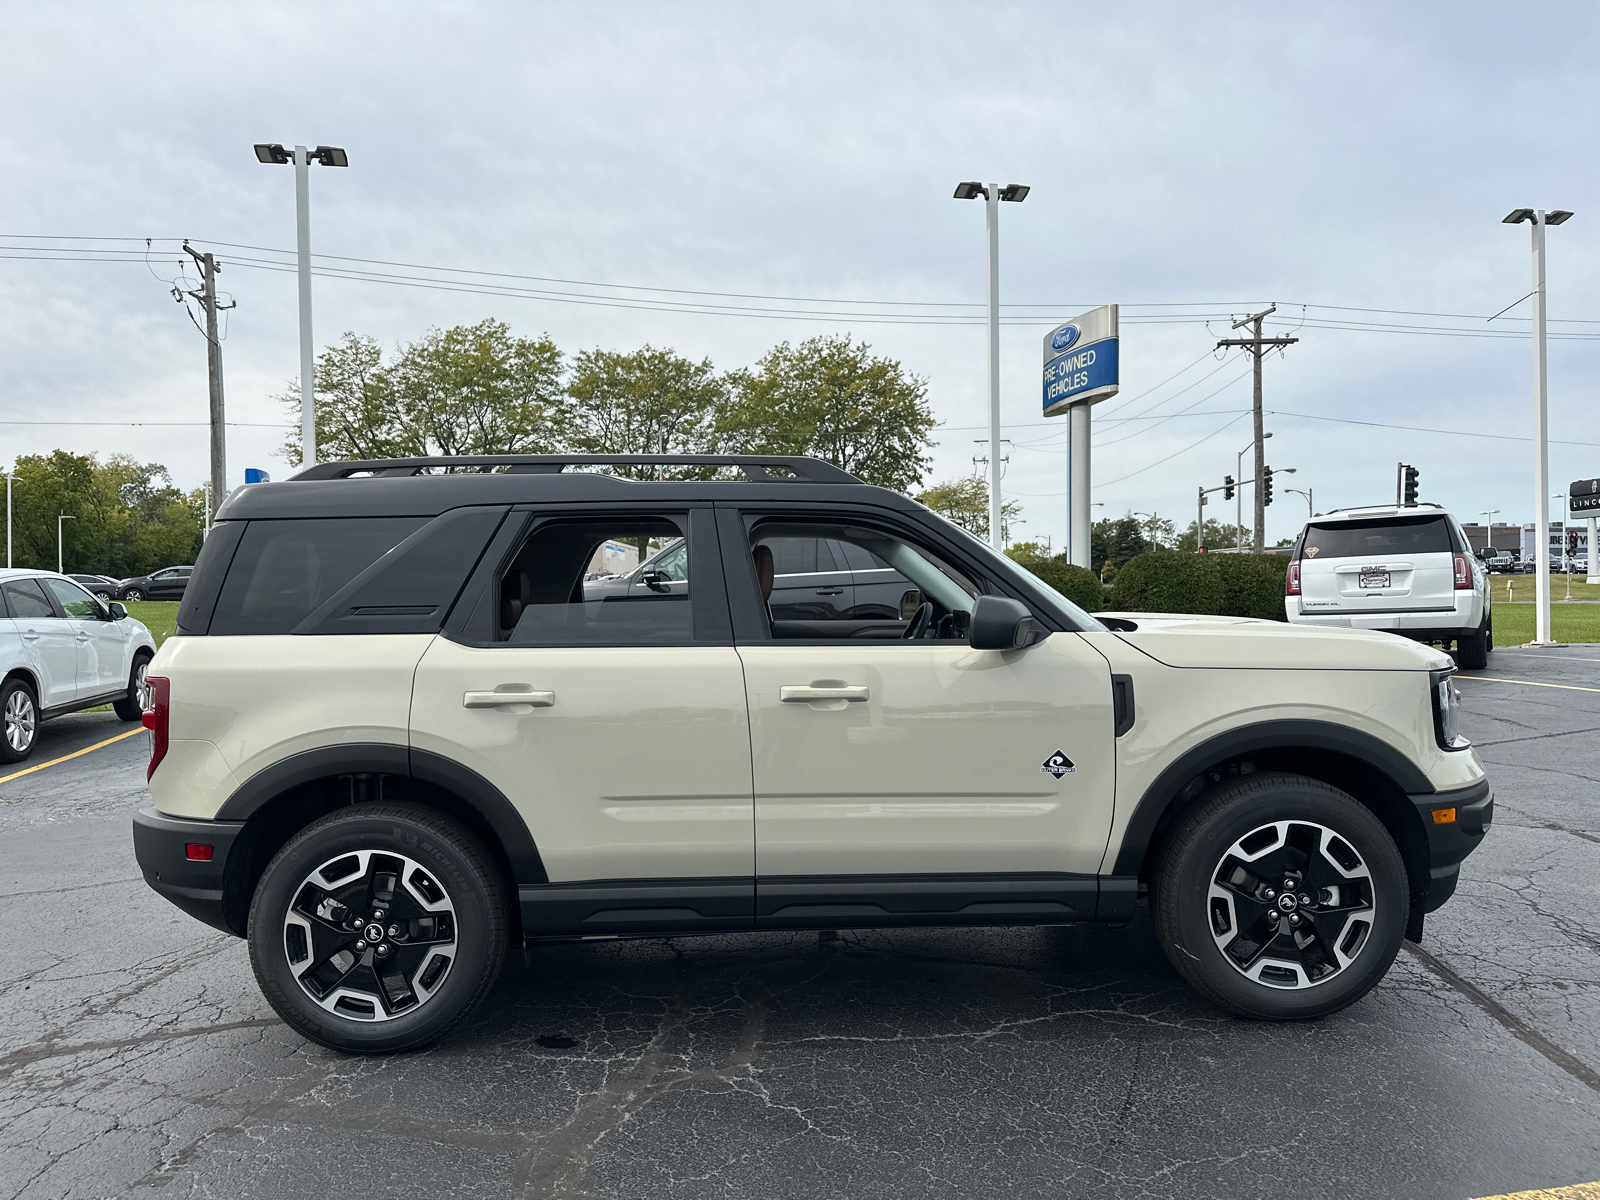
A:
[1050,324,1080,353]
[244,468,271,484]
[1042,305,1119,415]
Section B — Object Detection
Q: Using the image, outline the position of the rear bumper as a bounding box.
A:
[131,806,245,936]
[1409,778,1493,913]
[1287,594,1480,636]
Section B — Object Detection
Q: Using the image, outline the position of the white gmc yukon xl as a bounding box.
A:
[133,456,1492,1053]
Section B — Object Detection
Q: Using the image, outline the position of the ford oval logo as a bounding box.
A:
[1051,325,1080,352]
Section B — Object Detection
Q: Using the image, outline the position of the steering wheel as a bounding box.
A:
[903,600,934,641]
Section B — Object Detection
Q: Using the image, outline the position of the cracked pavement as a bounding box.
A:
[3,657,1600,1200]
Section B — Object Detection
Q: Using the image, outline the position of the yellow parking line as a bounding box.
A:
[0,727,145,786]
[1457,676,1600,695]
[1471,1184,1600,1199]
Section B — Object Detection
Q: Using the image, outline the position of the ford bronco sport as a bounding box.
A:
[132,455,1492,1053]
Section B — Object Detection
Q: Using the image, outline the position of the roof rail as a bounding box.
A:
[289,454,861,484]
[1315,502,1446,517]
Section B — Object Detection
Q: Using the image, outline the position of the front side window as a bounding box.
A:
[43,577,106,620]
[499,517,693,645]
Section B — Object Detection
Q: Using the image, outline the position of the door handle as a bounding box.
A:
[814,587,844,596]
[780,684,869,703]
[463,689,555,710]
[75,634,90,642]
[22,631,38,641]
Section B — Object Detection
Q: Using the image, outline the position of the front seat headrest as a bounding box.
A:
[500,570,532,631]
[752,544,775,602]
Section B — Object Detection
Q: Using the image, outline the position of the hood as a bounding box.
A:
[1096,612,1452,672]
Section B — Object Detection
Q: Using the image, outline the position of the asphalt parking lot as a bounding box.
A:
[3,652,1599,1200]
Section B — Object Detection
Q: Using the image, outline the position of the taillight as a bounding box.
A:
[143,676,169,781]
[1286,561,1301,595]
[1453,553,1472,589]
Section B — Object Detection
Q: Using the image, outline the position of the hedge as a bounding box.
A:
[1107,551,1289,621]
[1016,557,1109,612]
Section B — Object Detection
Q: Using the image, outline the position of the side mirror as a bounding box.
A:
[969,595,1040,650]
[898,589,923,620]
[108,602,128,621]
[640,571,671,593]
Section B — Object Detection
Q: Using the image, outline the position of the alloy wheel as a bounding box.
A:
[1205,820,1376,989]
[283,849,458,1022]
[4,689,35,753]
[133,660,150,711]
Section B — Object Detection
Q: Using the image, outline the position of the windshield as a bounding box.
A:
[915,504,1106,632]
[1301,516,1453,560]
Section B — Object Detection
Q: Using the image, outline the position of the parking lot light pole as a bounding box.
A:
[4,472,11,568]
[1504,207,1573,644]
[953,181,1029,550]
[57,514,75,574]
[1287,486,1313,518]
[255,142,349,469]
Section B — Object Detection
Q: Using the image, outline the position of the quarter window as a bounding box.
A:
[3,579,57,620]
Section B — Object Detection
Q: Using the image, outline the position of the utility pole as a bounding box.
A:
[1218,306,1298,553]
[183,244,233,528]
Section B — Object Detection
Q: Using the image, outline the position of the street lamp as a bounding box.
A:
[1235,432,1271,549]
[1286,486,1313,518]
[2,470,11,568]
[57,514,75,574]
[954,180,1029,549]
[1504,206,1573,644]
[1479,509,1501,558]
[255,142,349,470]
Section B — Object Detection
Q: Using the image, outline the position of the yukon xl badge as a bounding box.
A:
[1042,750,1076,779]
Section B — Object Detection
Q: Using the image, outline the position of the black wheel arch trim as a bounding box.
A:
[213,742,547,886]
[1111,719,1435,877]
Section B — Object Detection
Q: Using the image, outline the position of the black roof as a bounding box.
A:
[216,455,914,521]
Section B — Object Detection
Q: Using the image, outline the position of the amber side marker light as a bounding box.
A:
[1432,808,1457,825]
[185,844,214,861]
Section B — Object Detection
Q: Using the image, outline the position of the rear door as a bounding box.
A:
[1298,515,1458,614]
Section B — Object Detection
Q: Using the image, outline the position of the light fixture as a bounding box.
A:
[311,145,349,168]
[1503,208,1536,224]
[952,181,987,200]
[999,184,1029,202]
[253,143,290,165]
[1546,209,1575,225]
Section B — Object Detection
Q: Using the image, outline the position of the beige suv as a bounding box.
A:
[131,455,1492,1053]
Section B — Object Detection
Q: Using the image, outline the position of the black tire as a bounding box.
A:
[1456,618,1489,671]
[1485,610,1494,653]
[123,588,144,602]
[248,803,507,1053]
[112,651,151,722]
[0,677,38,764]
[1153,773,1408,1020]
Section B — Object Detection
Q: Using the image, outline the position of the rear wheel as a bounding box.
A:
[1456,616,1489,670]
[248,803,506,1053]
[0,678,38,764]
[1154,773,1408,1020]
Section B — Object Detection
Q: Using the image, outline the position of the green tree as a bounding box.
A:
[722,335,935,490]
[567,345,729,478]
[914,476,1022,543]
[1091,516,1149,578]
[10,451,201,576]
[282,321,565,466]
[1175,518,1252,552]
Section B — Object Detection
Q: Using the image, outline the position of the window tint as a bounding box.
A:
[43,578,104,619]
[210,518,427,635]
[838,541,892,571]
[501,518,693,645]
[1302,517,1453,560]
[4,579,56,619]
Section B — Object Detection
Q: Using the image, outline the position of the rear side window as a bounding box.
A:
[1301,517,1453,560]
[2,579,54,619]
[209,518,426,635]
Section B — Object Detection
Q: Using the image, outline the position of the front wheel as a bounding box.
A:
[0,678,38,763]
[113,653,151,722]
[122,588,144,602]
[1154,773,1408,1020]
[248,803,506,1053]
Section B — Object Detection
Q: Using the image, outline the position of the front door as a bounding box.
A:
[3,578,77,708]
[725,513,1118,921]
[42,577,127,697]
[410,509,754,912]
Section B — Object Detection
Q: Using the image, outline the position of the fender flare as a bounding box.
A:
[215,742,546,885]
[1111,719,1434,877]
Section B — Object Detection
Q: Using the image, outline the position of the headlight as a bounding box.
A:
[1430,669,1470,751]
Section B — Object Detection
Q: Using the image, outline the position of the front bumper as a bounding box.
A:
[1409,778,1493,913]
[132,806,245,936]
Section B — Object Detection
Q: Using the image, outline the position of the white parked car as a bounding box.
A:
[1285,504,1491,669]
[0,569,158,761]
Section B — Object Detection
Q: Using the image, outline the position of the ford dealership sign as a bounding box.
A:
[1043,304,1119,415]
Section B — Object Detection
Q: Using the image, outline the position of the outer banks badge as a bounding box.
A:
[1042,750,1076,779]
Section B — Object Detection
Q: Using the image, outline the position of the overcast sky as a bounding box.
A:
[4,1,1600,550]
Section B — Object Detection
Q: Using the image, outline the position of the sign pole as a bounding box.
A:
[1070,404,1091,568]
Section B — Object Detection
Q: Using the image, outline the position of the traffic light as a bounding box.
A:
[1568,531,1580,557]
[1261,465,1274,506]
[1402,464,1420,506]
[1223,475,1235,501]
